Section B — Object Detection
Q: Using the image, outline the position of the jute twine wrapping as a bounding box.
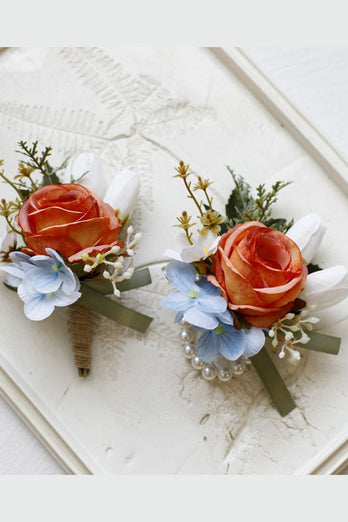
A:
[68,302,97,377]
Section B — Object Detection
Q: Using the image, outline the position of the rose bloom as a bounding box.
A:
[209,221,308,328]
[17,183,121,262]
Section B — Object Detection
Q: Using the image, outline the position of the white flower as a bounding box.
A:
[82,226,141,297]
[313,300,348,329]
[0,226,16,253]
[286,213,326,263]
[103,169,140,222]
[164,230,220,263]
[301,265,348,310]
[64,154,140,222]
[286,213,348,326]
[64,152,108,198]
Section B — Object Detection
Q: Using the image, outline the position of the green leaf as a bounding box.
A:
[18,188,31,200]
[224,167,292,228]
[263,217,293,233]
[40,172,60,186]
[233,312,252,330]
[225,168,253,221]
[219,221,230,234]
[307,263,322,274]
[250,346,296,417]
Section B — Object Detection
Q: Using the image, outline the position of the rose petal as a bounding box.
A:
[242,303,294,328]
[254,266,307,307]
[219,247,260,306]
[26,217,114,258]
[28,207,85,232]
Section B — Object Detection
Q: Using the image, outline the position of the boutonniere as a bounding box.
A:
[0,141,153,376]
[162,161,348,416]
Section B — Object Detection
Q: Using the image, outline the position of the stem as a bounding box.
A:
[0,172,25,201]
[185,228,193,245]
[18,142,51,176]
[203,188,212,210]
[78,368,90,377]
[183,177,203,216]
[4,215,23,238]
[27,173,39,191]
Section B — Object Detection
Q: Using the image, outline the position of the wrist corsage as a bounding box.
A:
[0,141,153,376]
[162,161,348,416]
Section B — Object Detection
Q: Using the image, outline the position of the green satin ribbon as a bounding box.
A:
[298,331,341,355]
[250,346,296,417]
[80,281,153,333]
[250,330,341,416]
[83,268,152,294]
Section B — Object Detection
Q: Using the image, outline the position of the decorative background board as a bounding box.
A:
[1,47,348,474]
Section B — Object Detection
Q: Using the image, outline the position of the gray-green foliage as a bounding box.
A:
[224,167,293,233]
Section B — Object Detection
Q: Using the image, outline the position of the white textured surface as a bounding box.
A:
[1,47,348,474]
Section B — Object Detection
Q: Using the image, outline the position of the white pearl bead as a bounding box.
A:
[183,344,195,359]
[231,360,245,375]
[218,367,233,382]
[180,318,187,326]
[202,365,217,380]
[180,329,193,343]
[191,356,205,370]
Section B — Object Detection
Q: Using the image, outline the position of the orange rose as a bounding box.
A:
[17,183,121,262]
[209,221,307,328]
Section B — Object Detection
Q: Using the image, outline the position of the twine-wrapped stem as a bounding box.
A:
[68,302,97,377]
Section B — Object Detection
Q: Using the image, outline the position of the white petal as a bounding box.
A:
[24,295,55,321]
[206,236,221,256]
[17,282,32,302]
[103,169,140,221]
[63,152,108,197]
[52,289,81,307]
[181,245,205,263]
[163,248,184,262]
[301,265,348,309]
[286,213,326,263]
[244,327,265,357]
[196,230,219,250]
[0,227,16,251]
[313,298,348,329]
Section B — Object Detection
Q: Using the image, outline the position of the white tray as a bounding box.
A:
[1,47,348,474]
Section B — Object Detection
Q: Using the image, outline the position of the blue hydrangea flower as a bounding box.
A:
[22,248,79,294]
[161,261,227,329]
[0,248,81,321]
[18,275,81,321]
[0,251,32,287]
[195,323,265,363]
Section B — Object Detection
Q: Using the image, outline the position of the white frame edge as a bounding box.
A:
[0,353,100,474]
[210,47,348,196]
[0,46,348,475]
